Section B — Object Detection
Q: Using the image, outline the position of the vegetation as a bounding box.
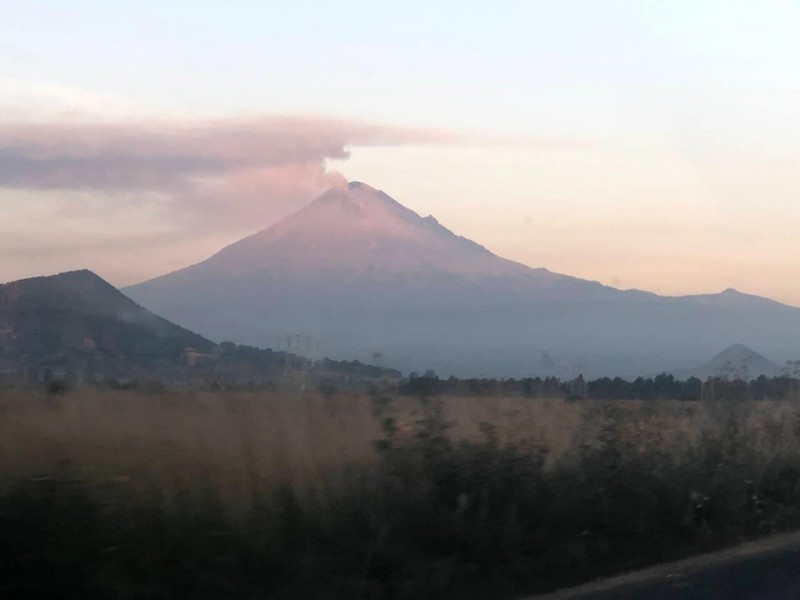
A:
[3,389,800,598]
[400,371,800,402]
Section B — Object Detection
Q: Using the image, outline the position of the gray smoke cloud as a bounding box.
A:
[0,116,453,228]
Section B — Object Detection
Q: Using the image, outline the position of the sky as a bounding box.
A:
[2,1,800,304]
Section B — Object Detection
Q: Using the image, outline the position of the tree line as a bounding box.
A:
[398,371,800,401]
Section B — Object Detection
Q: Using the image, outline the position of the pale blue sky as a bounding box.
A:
[2,1,800,302]
[6,1,798,129]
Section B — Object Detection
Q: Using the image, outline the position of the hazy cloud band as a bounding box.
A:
[0,116,454,227]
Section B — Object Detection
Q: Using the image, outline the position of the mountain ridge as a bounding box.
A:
[125,182,800,377]
[0,269,215,381]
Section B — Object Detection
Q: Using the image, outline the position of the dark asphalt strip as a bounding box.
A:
[526,531,800,600]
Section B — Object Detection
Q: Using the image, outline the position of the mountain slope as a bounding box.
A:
[136,182,608,296]
[198,180,528,278]
[125,182,800,377]
[0,270,214,377]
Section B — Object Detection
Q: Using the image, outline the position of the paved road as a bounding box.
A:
[529,531,800,599]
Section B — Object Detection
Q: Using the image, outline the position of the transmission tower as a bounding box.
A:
[571,360,589,380]
[283,334,317,388]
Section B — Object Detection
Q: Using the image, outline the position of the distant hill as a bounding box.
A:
[0,269,400,388]
[126,182,800,378]
[0,270,215,382]
[671,344,784,380]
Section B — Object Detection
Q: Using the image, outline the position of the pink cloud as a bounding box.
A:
[0,116,451,230]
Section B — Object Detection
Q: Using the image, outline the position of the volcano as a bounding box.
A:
[125,182,800,377]
[142,182,595,290]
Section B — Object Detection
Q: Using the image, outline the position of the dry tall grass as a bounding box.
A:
[0,390,381,511]
[4,390,800,505]
[3,389,800,599]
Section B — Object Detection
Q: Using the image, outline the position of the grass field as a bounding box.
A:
[3,389,800,599]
